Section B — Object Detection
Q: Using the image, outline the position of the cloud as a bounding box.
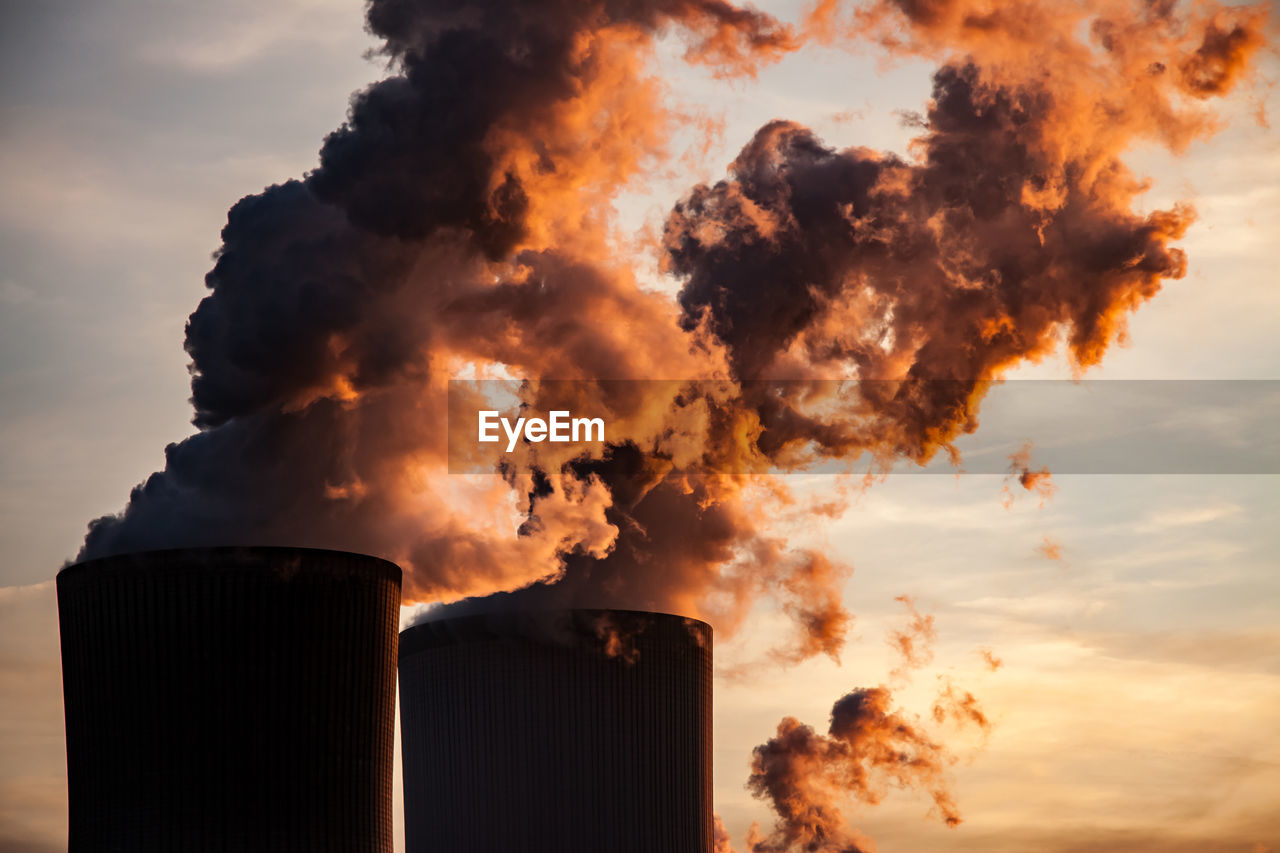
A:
[1134,502,1242,533]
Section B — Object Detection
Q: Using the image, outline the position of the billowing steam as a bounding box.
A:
[734,602,991,852]
[79,0,806,615]
[746,686,964,852]
[75,0,1267,846]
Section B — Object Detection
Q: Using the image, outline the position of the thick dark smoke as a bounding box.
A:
[664,63,1193,463]
[79,0,809,614]
[77,0,1268,845]
[79,0,1268,612]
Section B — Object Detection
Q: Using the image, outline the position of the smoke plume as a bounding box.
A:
[79,0,826,637]
[714,814,739,853]
[75,0,1269,839]
[1037,535,1065,561]
[79,0,1267,635]
[932,678,992,733]
[887,595,936,681]
[737,600,993,852]
[746,686,963,853]
[1003,442,1056,508]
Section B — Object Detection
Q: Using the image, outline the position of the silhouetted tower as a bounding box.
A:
[399,609,713,853]
[56,547,401,852]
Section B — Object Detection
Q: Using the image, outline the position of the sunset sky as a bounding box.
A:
[1,0,1278,850]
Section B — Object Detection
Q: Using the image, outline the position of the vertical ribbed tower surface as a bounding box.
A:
[399,609,713,853]
[56,547,401,853]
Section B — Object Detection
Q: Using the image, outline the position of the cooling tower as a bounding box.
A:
[56,546,401,852]
[398,609,713,853]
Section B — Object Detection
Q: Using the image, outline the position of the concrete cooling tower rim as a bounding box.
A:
[399,608,712,655]
[59,545,403,583]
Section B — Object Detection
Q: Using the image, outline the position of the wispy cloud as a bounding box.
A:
[1135,502,1243,533]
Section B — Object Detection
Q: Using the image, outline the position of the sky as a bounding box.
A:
[1,0,1278,851]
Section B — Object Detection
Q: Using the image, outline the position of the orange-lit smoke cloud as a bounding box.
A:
[715,814,740,853]
[888,594,937,681]
[664,0,1268,478]
[1038,535,1065,561]
[932,678,992,733]
[77,0,1270,758]
[746,686,964,853]
[77,0,844,655]
[1003,442,1056,508]
[741,609,996,853]
[72,0,1271,842]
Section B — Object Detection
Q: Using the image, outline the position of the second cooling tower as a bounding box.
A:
[399,609,712,853]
